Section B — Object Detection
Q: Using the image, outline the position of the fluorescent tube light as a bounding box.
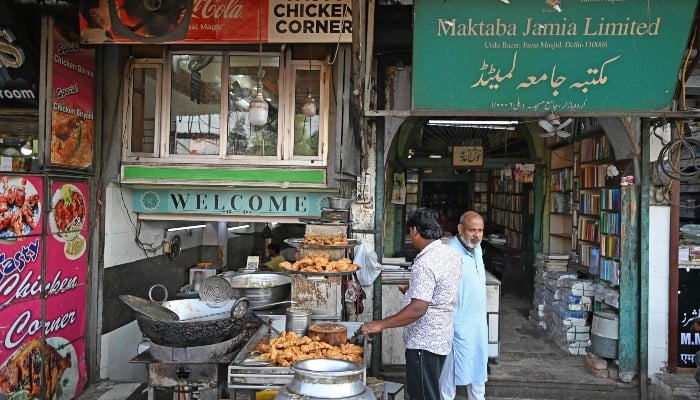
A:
[427,120,519,126]
[228,224,251,231]
[429,154,442,159]
[167,224,207,232]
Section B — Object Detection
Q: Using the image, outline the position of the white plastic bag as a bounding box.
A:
[353,242,383,286]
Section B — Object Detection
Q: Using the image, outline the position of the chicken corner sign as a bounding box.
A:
[79,0,352,45]
[413,0,698,113]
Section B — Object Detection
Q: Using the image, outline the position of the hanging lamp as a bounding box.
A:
[249,0,268,126]
[301,56,316,117]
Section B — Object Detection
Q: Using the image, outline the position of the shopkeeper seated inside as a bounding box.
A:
[264,243,286,272]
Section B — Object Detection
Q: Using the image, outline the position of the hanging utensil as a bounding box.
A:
[199,275,234,308]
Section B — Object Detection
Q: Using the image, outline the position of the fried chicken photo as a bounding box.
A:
[0,337,72,399]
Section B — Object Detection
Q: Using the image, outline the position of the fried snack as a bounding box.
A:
[279,253,359,273]
[302,235,348,245]
[0,337,72,399]
[279,261,297,271]
[253,330,364,366]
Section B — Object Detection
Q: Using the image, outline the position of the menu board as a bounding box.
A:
[678,267,700,368]
[0,176,89,399]
[50,25,95,169]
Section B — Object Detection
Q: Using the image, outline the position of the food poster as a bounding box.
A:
[50,25,95,169]
[45,180,89,399]
[47,180,89,281]
[0,177,89,399]
[45,287,88,400]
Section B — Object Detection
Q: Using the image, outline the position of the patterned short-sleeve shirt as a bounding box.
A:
[403,239,463,355]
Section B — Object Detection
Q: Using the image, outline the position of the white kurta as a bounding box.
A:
[441,237,488,393]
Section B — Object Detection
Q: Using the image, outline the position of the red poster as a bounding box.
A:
[78,0,352,45]
[0,174,44,311]
[50,26,95,169]
[0,297,86,400]
[0,177,89,399]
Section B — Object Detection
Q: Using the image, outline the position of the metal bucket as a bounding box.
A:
[285,306,312,336]
[591,311,619,359]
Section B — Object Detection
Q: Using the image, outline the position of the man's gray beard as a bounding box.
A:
[461,235,481,249]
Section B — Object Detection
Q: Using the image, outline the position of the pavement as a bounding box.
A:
[78,295,699,400]
[376,295,699,400]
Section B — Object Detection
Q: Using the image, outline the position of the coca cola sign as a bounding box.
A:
[79,0,352,44]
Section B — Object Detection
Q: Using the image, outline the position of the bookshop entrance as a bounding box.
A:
[383,115,640,385]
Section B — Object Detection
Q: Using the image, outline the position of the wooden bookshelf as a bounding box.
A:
[474,171,489,218]
[548,142,576,255]
[488,170,527,250]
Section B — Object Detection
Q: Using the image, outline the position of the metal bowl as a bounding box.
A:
[328,197,353,210]
[223,272,292,309]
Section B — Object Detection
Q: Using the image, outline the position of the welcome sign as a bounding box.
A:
[133,188,328,216]
[413,0,697,113]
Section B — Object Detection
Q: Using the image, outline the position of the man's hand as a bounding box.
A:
[361,321,383,335]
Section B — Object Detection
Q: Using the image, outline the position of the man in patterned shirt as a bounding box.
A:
[362,207,462,400]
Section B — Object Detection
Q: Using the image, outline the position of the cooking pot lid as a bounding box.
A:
[199,275,234,308]
[119,295,180,321]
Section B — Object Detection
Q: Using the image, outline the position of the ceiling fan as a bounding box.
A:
[539,112,574,138]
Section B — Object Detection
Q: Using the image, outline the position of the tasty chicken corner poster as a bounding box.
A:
[0,176,90,400]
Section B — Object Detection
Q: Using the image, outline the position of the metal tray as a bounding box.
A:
[298,217,351,225]
[230,321,368,370]
[285,267,360,276]
[284,238,361,249]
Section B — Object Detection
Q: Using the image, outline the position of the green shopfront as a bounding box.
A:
[371,0,698,387]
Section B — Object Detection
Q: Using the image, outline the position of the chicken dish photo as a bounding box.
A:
[0,176,40,242]
[0,337,72,399]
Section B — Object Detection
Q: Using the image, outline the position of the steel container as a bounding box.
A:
[285,306,312,336]
[274,359,375,400]
[223,272,292,309]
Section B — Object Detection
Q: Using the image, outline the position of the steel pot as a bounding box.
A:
[274,359,375,400]
[327,197,353,210]
[223,272,292,309]
[125,297,250,347]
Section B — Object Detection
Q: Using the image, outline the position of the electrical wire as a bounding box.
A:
[651,121,700,210]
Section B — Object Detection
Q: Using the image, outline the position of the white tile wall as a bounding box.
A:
[100,321,148,382]
[104,185,162,268]
[647,206,670,375]
[104,184,206,268]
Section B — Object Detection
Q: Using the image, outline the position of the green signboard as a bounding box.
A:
[413,0,697,113]
[133,189,328,216]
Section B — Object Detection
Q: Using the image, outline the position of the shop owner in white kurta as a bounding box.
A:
[440,211,489,400]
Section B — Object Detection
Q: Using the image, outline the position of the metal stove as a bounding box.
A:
[131,331,249,400]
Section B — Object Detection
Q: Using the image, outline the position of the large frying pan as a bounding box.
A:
[120,285,251,347]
